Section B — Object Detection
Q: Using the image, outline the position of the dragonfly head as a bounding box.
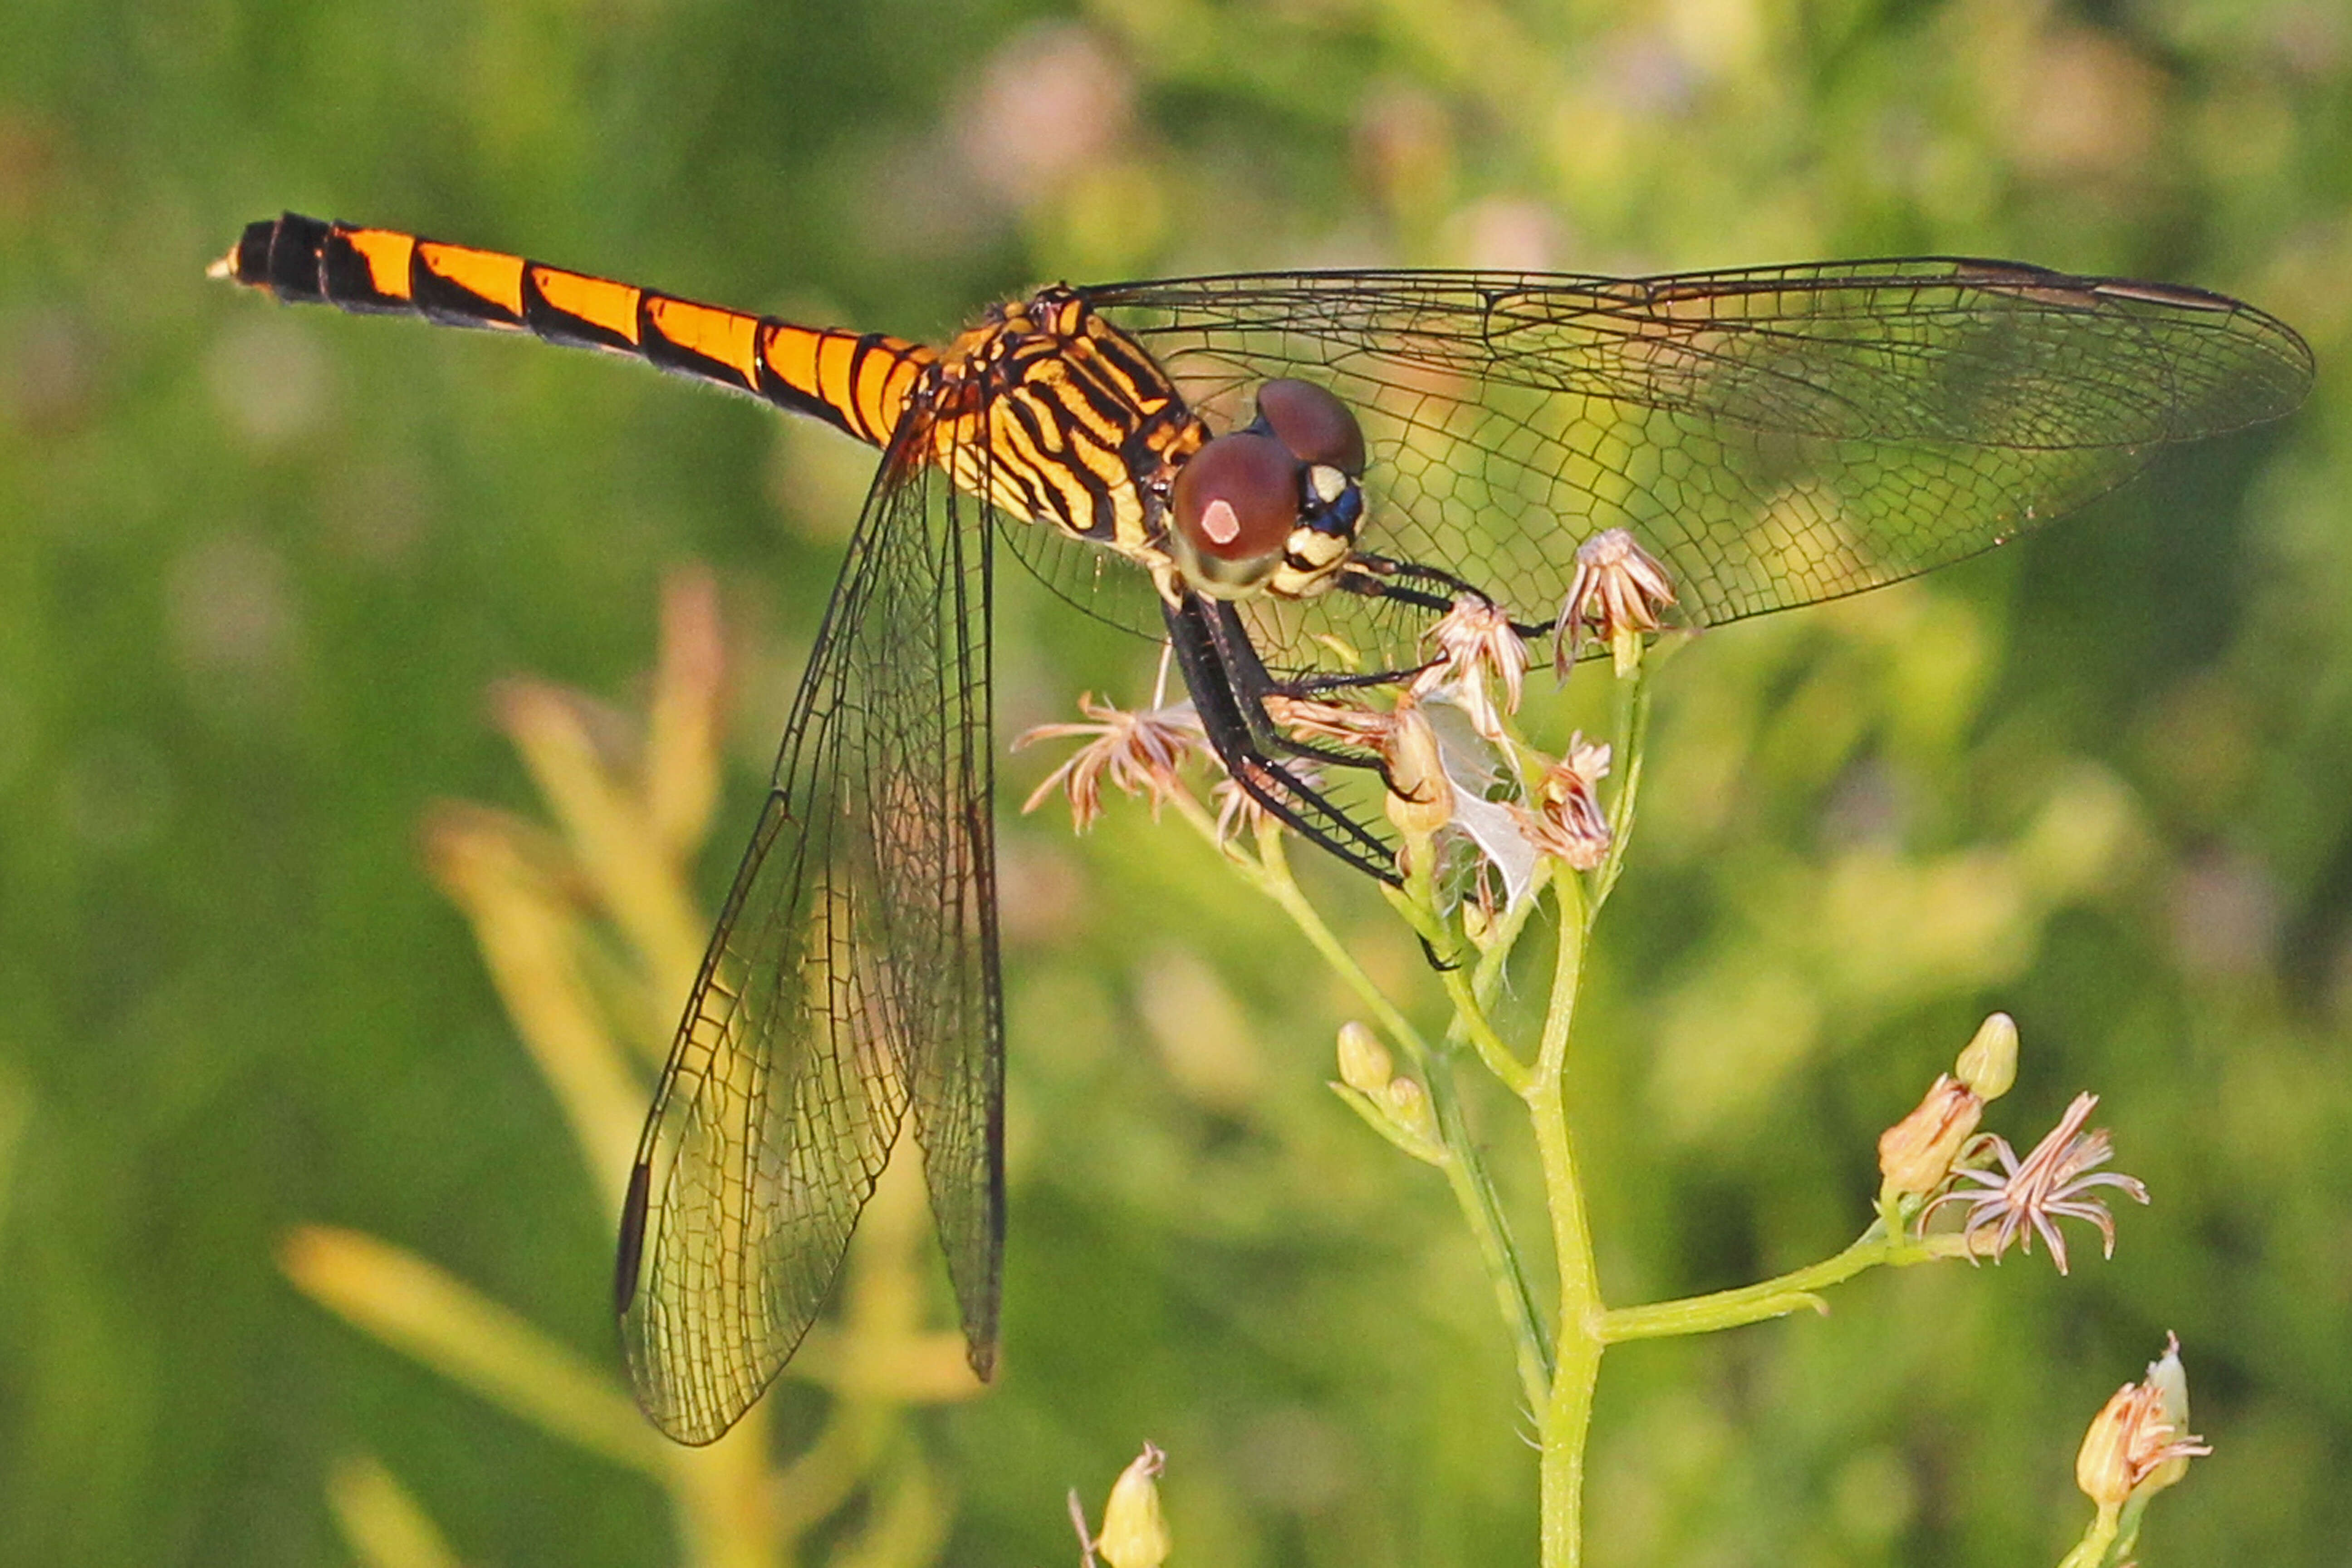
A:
[1169,379,1367,600]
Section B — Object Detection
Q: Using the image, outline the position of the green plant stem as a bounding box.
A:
[1431,1064,1554,1407]
[1173,799,1552,1406]
[2107,1493,2153,1567]
[1399,834,1530,1093]
[2055,1501,2123,1568]
[1442,963,1532,1093]
[1602,1225,1923,1340]
[1471,859,1549,1006]
[1396,832,1550,1402]
[1528,869,1602,1568]
[1524,652,1652,1568]
[1592,659,1652,908]
[1235,813,1427,1060]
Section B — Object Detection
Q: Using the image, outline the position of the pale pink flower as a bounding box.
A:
[1556,528,1676,671]
[1510,734,1612,869]
[1014,694,1203,830]
[1927,1092,2150,1273]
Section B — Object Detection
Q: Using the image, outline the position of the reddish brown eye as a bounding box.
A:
[1254,378,1367,475]
[1169,432,1301,595]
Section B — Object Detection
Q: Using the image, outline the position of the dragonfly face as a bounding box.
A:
[1168,377,1372,602]
[214,212,2312,1444]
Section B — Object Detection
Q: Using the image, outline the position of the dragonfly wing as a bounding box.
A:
[1082,264,2312,665]
[997,508,1168,644]
[617,408,1003,1446]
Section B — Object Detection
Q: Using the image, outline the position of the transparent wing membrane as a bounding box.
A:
[1071,261,2311,666]
[617,415,1003,1446]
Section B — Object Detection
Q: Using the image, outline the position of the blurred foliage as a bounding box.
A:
[292,568,978,1568]
[1,0,2348,1563]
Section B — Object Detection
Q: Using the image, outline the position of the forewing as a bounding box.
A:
[616,412,1003,1446]
[1076,262,2312,666]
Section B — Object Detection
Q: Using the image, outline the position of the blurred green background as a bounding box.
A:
[4,0,2349,1562]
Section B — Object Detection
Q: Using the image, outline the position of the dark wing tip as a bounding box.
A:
[614,1158,653,1318]
[1943,259,2316,434]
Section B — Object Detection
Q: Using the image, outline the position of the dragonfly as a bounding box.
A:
[214,211,2312,1444]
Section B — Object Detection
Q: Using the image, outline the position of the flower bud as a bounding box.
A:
[2138,1336,2198,1496]
[1381,699,1454,839]
[1955,1012,2019,1100]
[1876,1074,1984,1197]
[2075,1384,2139,1509]
[2075,1334,2207,1508]
[1462,896,1493,947]
[1096,1444,1171,1568]
[1336,1021,1394,1096]
[1385,1075,1440,1146]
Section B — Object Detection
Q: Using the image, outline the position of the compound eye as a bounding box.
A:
[1170,432,1301,593]
[1254,378,1367,476]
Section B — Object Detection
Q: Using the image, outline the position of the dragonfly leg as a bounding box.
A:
[1274,664,1434,697]
[1165,595,1401,883]
[1340,556,1556,640]
[1191,598,1402,784]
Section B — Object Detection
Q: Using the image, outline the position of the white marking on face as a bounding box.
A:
[1202,497,1242,546]
[1309,464,1347,504]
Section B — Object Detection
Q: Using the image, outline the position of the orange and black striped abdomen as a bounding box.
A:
[216,213,935,446]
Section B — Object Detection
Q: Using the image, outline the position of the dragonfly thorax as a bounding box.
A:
[931,294,1371,607]
[924,287,1205,560]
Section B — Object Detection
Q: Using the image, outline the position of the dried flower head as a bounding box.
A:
[2077,1333,2209,1508]
[1015,695,1203,830]
[1210,755,1320,845]
[1511,734,1612,869]
[1556,528,1676,672]
[1411,594,1530,739]
[1926,1092,2151,1272]
[1262,692,1396,750]
[1877,1073,1984,1198]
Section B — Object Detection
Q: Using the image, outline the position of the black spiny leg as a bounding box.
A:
[1340,553,1556,640]
[1192,597,1393,779]
[1164,594,1400,884]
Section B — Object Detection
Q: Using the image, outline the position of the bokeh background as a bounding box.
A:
[5,0,2350,1562]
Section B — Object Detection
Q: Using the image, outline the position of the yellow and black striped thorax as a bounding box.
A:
[924,287,1204,557]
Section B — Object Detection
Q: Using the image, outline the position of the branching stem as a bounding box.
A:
[1170,795,1553,1407]
[1161,640,1987,1568]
